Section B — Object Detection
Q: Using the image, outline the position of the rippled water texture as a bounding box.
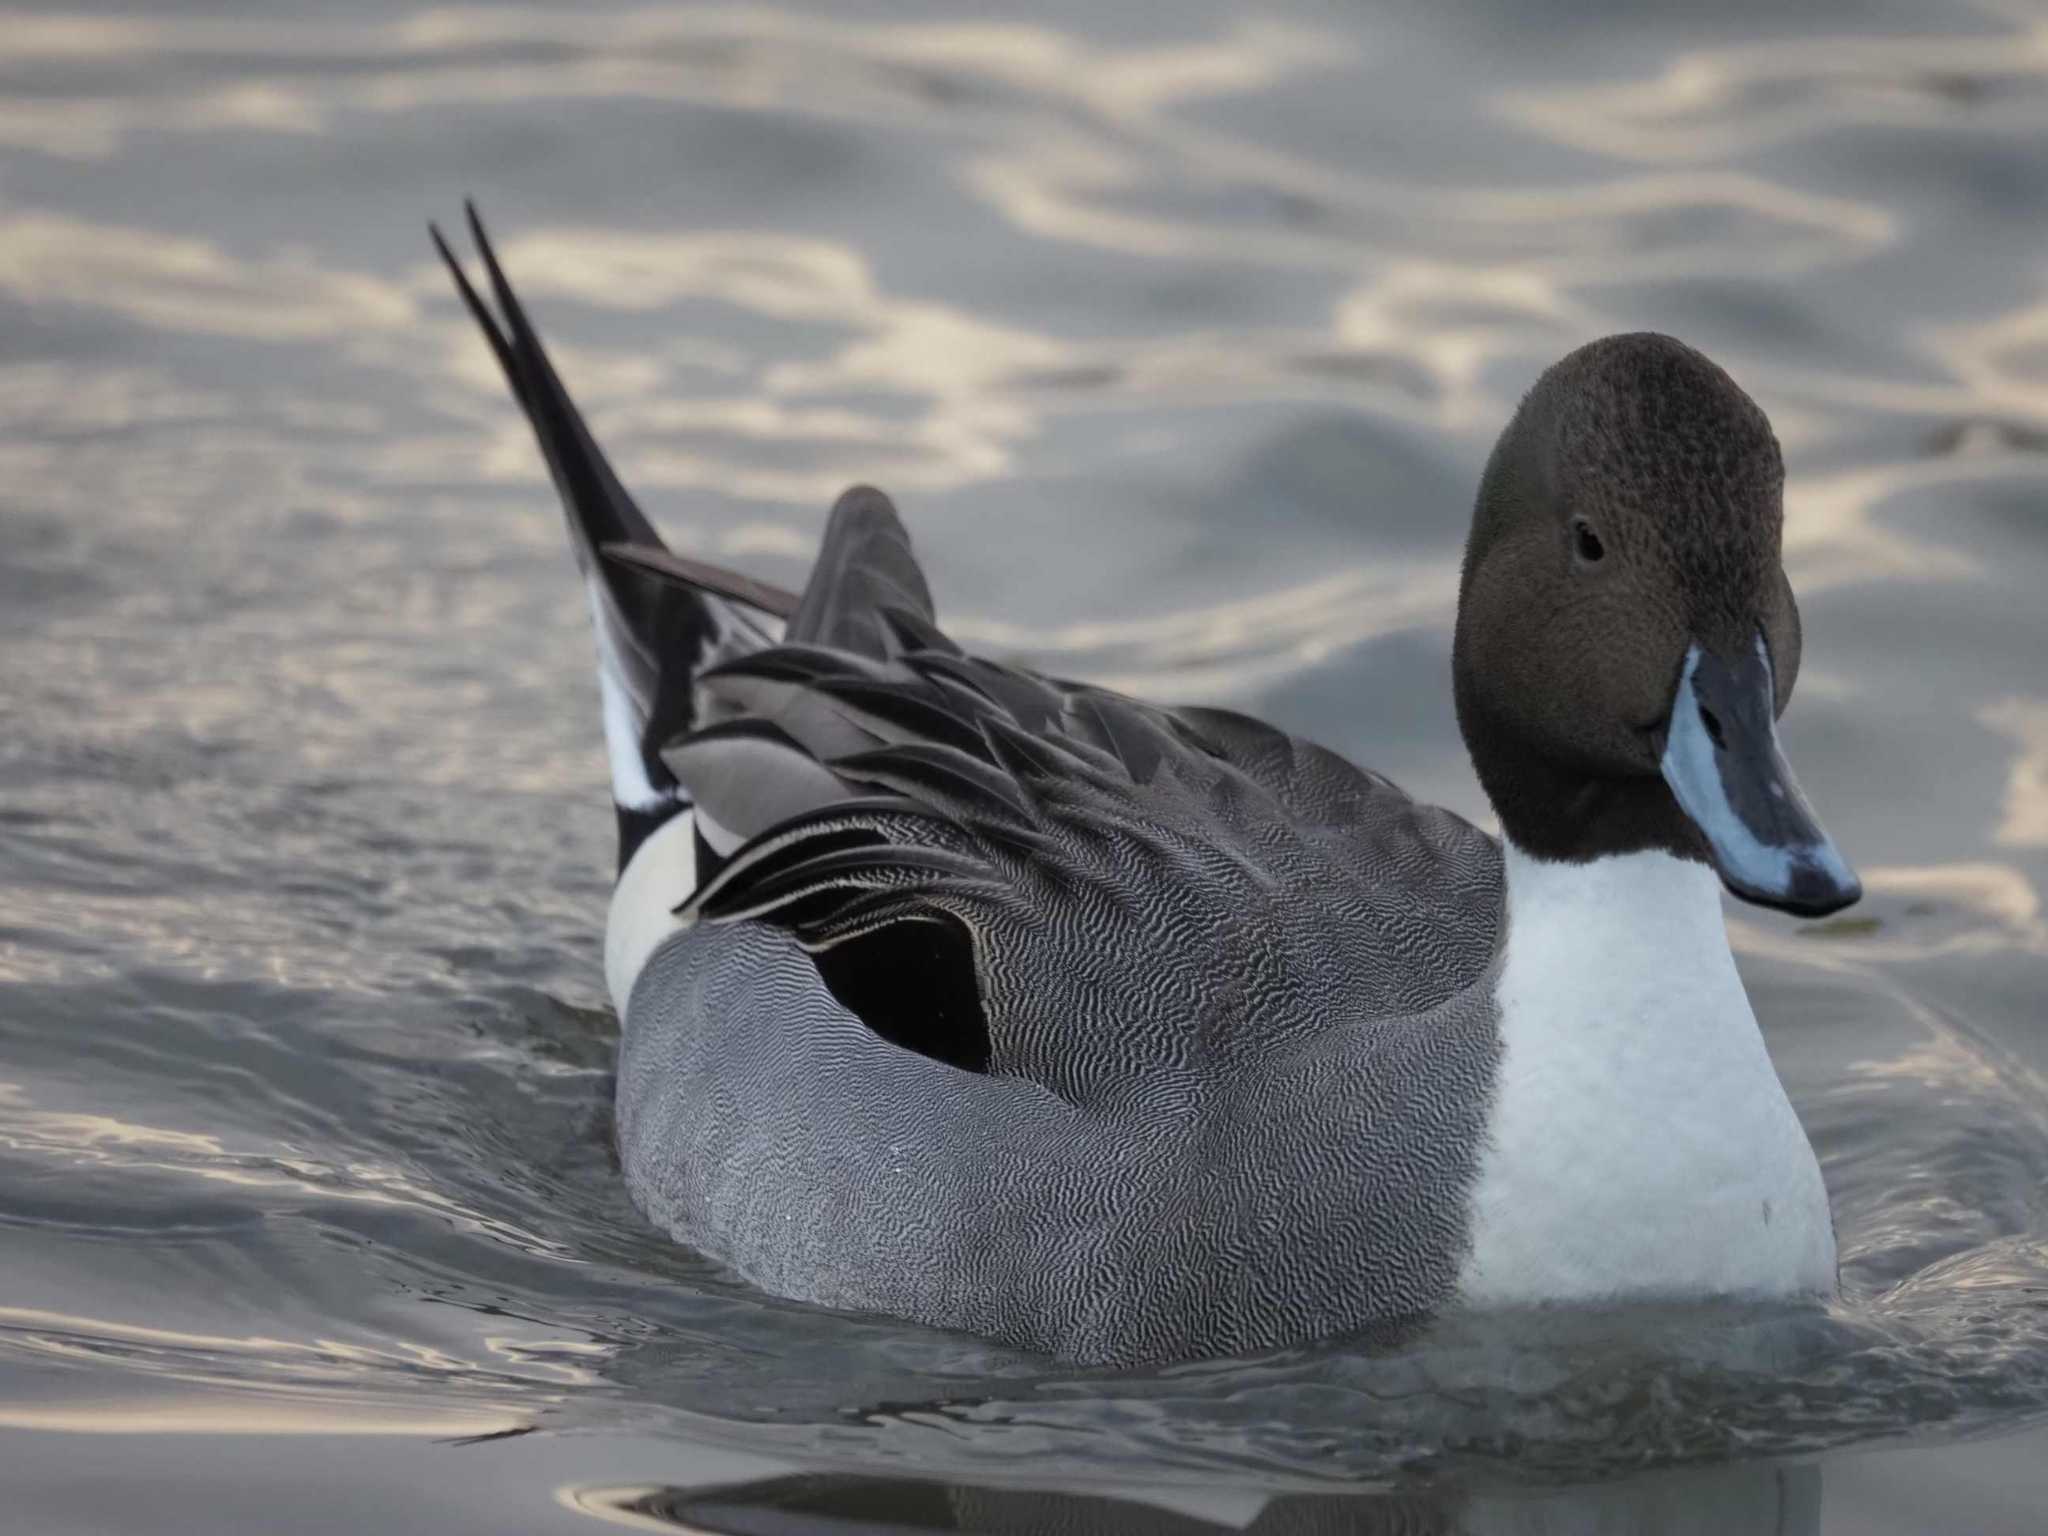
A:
[5,1,2048,1530]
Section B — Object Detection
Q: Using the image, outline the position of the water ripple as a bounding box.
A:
[3,0,2048,1519]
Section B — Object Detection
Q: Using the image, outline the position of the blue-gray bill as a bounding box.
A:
[1659,638,1862,917]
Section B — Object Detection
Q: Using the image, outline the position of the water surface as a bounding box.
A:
[4,1,2048,1530]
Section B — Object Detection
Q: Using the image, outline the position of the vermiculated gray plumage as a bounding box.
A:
[612,520,1506,1362]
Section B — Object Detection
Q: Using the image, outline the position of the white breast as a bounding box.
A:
[1457,844,1837,1306]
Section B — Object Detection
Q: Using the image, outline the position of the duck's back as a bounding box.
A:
[664,633,1503,1074]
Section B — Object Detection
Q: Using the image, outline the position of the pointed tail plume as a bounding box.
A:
[431,203,774,869]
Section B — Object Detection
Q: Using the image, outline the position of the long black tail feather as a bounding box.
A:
[433,203,768,870]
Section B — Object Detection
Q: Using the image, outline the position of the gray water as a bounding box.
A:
[4,1,2048,1531]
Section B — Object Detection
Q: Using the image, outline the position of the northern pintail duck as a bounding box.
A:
[434,207,1860,1367]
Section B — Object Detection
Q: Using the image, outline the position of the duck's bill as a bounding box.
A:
[1659,639,1861,917]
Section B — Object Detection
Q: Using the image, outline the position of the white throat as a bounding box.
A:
[1457,843,1836,1307]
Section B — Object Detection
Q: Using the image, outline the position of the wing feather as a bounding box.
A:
[659,720,862,847]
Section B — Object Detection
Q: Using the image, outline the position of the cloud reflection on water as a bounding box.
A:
[0,212,415,339]
[1981,699,2048,850]
[0,2,2041,896]
[0,1,2041,921]
[1503,16,2048,164]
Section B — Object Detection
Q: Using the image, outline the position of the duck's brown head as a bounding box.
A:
[1453,333,1859,916]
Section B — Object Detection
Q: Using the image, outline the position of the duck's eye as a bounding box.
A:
[1572,519,1606,564]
